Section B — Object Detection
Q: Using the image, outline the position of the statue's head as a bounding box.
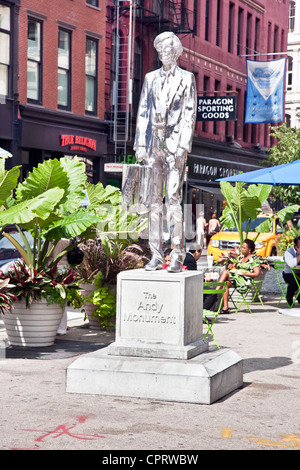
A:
[154,32,183,66]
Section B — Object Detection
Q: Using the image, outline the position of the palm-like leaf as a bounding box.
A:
[220,182,273,245]
[15,159,68,201]
[41,211,101,240]
[85,181,121,206]
[0,163,21,207]
[59,157,86,212]
[0,188,64,225]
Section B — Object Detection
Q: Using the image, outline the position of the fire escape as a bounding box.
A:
[108,1,195,161]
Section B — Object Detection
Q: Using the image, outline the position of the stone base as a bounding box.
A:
[66,345,243,405]
[108,337,208,360]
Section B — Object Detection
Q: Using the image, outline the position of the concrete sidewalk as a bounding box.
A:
[0,289,300,450]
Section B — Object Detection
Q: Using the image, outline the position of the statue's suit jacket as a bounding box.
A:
[134,66,197,156]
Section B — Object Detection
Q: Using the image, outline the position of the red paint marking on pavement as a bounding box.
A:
[22,424,106,442]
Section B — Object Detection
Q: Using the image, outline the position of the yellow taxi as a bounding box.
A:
[207,213,291,261]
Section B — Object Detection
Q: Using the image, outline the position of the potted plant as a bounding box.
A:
[0,155,143,346]
[0,260,79,346]
[75,238,149,329]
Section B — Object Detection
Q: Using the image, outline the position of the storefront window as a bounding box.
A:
[0,5,10,97]
[58,29,71,109]
[27,19,42,102]
[85,38,97,114]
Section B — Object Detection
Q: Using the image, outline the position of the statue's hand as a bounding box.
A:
[174,147,187,170]
[135,147,148,164]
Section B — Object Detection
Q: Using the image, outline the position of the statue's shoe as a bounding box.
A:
[145,257,163,271]
[167,258,182,273]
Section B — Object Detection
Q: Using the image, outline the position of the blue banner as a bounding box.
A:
[245,58,286,124]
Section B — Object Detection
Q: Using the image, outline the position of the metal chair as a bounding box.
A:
[273,261,288,306]
[228,277,264,314]
[203,281,226,349]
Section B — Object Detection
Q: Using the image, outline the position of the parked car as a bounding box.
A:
[207,213,292,261]
[0,227,33,271]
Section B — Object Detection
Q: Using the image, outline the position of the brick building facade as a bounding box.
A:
[105,1,290,219]
[0,0,290,211]
[0,0,107,181]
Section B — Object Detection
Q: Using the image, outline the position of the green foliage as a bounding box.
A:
[268,124,300,205]
[85,275,117,329]
[278,226,300,253]
[0,156,146,272]
[255,204,300,234]
[78,241,149,329]
[75,238,149,285]
[220,182,272,245]
[0,260,79,309]
[0,278,18,315]
[0,155,146,313]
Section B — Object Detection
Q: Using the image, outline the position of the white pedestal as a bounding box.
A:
[66,269,243,404]
[109,269,208,359]
[66,347,243,405]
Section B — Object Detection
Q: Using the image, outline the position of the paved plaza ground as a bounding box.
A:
[0,263,300,451]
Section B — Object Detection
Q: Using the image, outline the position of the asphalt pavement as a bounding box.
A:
[0,255,300,451]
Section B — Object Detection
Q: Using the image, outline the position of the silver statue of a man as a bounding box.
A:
[134,32,197,272]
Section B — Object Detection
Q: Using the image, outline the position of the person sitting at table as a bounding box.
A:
[183,243,202,270]
[283,236,300,307]
[217,238,261,314]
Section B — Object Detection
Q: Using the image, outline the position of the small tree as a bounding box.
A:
[219,181,272,246]
[269,124,300,205]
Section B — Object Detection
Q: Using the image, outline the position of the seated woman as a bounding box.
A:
[217,238,261,314]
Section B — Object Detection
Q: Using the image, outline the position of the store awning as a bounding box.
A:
[190,185,225,201]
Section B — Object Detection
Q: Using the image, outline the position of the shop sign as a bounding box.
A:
[188,156,242,181]
[60,134,97,153]
[197,95,237,121]
[104,163,123,172]
[117,154,137,164]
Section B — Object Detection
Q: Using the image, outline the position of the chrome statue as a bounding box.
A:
[134,32,197,272]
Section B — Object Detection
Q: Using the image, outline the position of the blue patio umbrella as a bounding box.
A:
[0,147,12,158]
[216,159,300,186]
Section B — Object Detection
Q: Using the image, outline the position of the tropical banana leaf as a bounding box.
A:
[0,165,21,207]
[15,159,68,202]
[41,210,101,240]
[0,188,64,225]
[85,181,121,206]
[247,184,272,205]
[59,157,87,213]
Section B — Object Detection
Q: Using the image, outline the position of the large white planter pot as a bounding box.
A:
[2,298,63,347]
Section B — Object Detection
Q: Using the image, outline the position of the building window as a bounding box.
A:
[289,1,296,32]
[205,0,210,41]
[132,38,142,116]
[254,18,260,57]
[85,37,98,114]
[246,13,252,56]
[58,29,71,109]
[216,0,221,46]
[0,5,11,97]
[86,0,99,7]
[193,0,198,36]
[202,76,210,132]
[228,2,234,53]
[27,19,42,103]
[237,8,243,56]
